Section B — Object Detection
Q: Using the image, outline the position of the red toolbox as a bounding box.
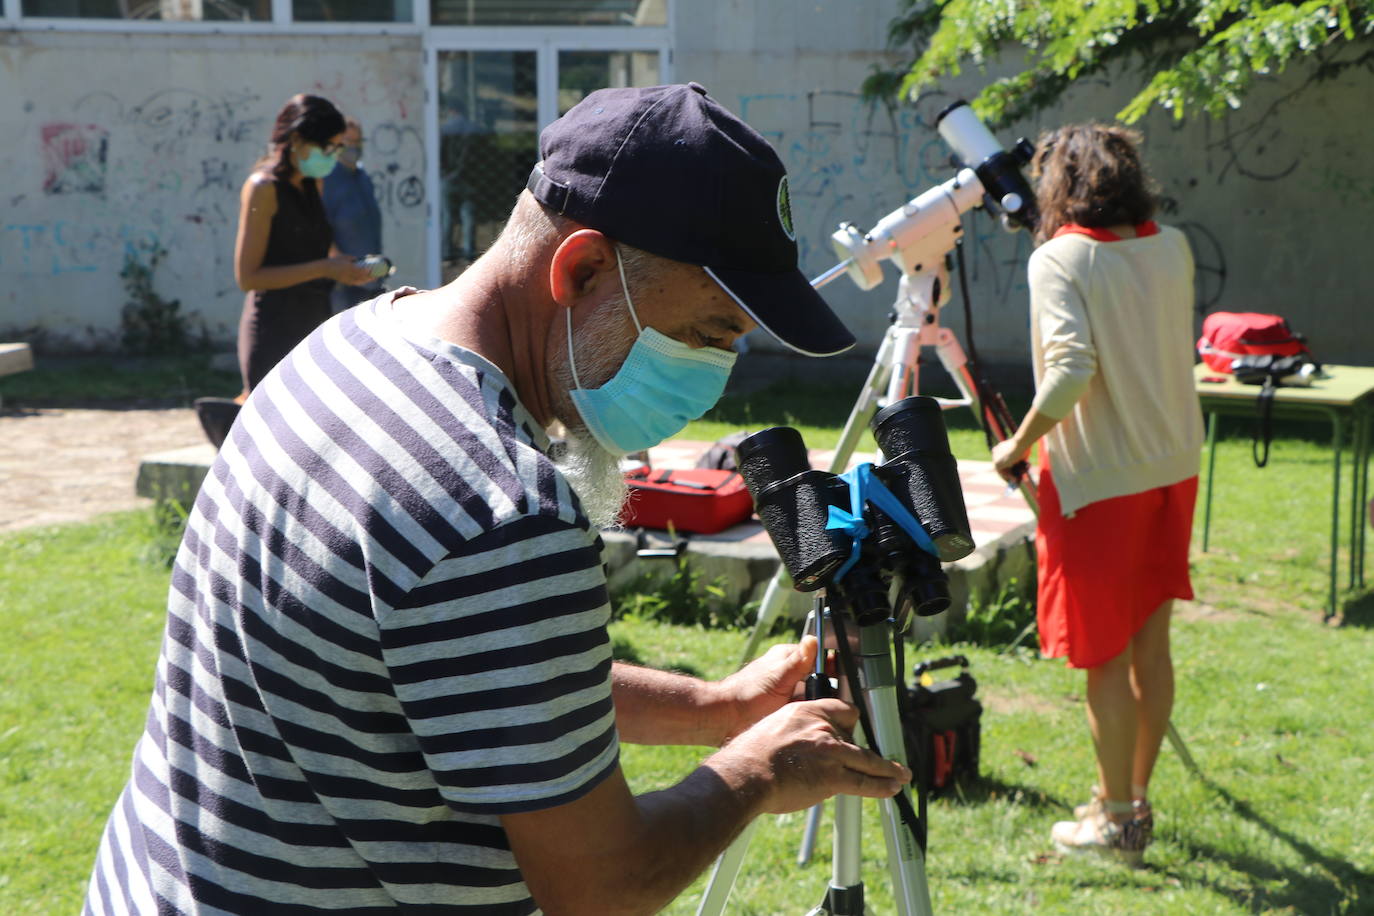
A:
[621,468,754,534]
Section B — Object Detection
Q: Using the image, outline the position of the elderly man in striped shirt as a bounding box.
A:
[85,83,908,916]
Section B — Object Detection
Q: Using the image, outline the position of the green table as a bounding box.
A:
[1196,363,1374,620]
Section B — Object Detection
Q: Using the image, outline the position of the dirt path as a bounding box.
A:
[0,405,205,533]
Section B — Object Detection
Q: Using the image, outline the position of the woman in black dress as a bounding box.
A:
[233,94,374,395]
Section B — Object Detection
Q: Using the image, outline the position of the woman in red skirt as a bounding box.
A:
[991,124,1204,866]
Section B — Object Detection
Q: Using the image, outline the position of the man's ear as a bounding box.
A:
[549,230,617,308]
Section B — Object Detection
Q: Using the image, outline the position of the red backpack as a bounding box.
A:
[1197,312,1309,373]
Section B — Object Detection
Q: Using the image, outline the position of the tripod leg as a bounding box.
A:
[694,818,759,916]
[739,570,796,665]
[1165,721,1205,782]
[828,331,897,473]
[799,802,823,866]
[853,623,934,916]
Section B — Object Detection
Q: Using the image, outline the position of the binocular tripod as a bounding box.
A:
[699,596,935,916]
[697,394,974,916]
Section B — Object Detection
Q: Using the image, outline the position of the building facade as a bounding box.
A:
[2,0,1370,365]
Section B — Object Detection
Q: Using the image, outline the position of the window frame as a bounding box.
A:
[422,28,672,286]
[4,0,667,32]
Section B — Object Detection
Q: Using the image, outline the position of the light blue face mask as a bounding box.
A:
[299,145,339,179]
[568,252,737,456]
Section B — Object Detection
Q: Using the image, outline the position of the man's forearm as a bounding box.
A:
[619,762,765,913]
[611,661,727,746]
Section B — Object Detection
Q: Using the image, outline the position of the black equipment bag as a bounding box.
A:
[1231,353,1320,468]
[898,654,982,797]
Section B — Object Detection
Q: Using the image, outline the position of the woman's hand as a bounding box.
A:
[990,438,1029,482]
[325,256,376,286]
[989,408,1060,482]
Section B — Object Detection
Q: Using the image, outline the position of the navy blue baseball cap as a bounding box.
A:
[526,82,856,357]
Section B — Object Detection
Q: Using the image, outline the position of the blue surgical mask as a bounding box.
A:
[568,252,737,456]
[299,146,339,179]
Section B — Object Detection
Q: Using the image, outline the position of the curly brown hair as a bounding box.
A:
[1031,123,1157,244]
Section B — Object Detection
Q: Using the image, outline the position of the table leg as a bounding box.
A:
[1351,412,1361,593]
[1352,409,1366,592]
[1358,408,1370,588]
[1202,412,1218,553]
[1328,414,1343,621]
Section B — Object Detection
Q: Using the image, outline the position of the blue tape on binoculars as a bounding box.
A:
[825,462,940,583]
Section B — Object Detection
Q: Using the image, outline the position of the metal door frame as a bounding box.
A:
[423,25,673,287]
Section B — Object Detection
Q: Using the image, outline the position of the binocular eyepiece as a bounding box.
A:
[736,396,974,619]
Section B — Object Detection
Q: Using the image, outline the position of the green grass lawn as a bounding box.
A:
[3,361,1372,913]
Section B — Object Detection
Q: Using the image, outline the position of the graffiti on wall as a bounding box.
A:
[5,68,425,346]
[1,220,161,277]
[41,123,111,196]
[369,121,426,212]
[731,84,1352,331]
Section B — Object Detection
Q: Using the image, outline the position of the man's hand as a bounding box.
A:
[713,635,818,744]
[707,698,911,815]
[508,658,910,915]
[504,698,910,916]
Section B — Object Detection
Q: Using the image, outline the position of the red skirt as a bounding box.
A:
[1036,467,1198,669]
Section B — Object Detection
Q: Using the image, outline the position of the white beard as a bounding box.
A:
[546,291,637,531]
[554,429,628,531]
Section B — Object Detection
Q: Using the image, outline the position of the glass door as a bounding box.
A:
[436,50,538,283]
[425,35,668,286]
[556,50,662,115]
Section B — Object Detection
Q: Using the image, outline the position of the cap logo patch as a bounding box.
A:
[776,176,795,241]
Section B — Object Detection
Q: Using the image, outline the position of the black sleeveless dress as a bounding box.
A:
[237,176,334,392]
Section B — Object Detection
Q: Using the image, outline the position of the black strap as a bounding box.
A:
[956,240,1029,484]
[526,162,572,214]
[828,604,928,854]
[1252,377,1277,468]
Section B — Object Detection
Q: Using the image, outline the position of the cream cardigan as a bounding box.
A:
[1028,225,1205,516]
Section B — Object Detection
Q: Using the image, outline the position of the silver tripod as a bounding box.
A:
[698,600,933,916]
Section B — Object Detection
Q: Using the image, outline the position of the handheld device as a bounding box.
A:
[355,255,395,280]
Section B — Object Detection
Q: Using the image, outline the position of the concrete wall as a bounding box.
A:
[675,1,1374,367]
[0,30,426,352]
[3,3,1371,367]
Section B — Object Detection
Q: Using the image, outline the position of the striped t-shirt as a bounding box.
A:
[85,293,620,914]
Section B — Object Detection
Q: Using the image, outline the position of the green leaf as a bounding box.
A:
[869,0,1374,125]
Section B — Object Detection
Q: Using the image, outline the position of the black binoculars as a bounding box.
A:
[736,396,974,622]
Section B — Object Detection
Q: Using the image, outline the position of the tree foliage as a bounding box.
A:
[868,0,1374,126]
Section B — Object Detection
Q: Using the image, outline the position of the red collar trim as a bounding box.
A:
[1054,221,1159,242]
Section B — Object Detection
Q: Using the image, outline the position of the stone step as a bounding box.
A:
[0,343,34,378]
[0,344,35,409]
[136,439,1038,642]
